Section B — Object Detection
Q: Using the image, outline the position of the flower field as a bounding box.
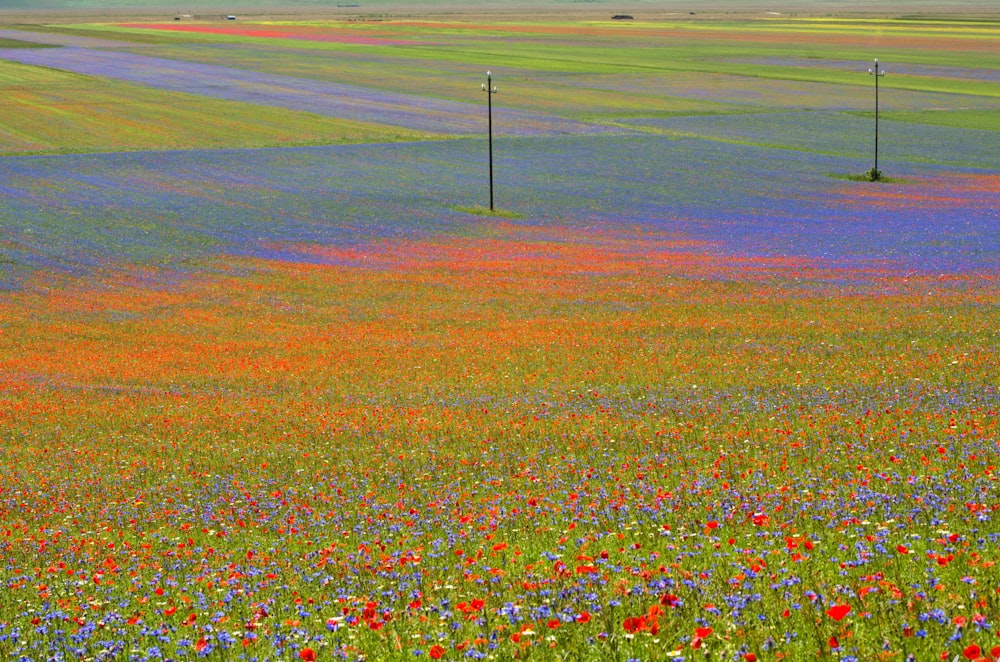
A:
[1,9,999,662]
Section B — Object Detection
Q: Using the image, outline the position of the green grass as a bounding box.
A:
[0,37,58,48]
[452,204,525,218]
[828,171,909,183]
[0,60,440,154]
[881,108,1000,131]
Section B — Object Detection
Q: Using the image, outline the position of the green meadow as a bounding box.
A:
[0,60,435,155]
[1,13,995,158]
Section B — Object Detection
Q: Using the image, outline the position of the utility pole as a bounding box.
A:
[482,71,498,210]
[868,58,886,180]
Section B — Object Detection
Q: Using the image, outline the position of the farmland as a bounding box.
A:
[0,6,999,662]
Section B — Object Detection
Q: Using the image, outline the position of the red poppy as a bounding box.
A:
[896,544,909,554]
[826,604,851,621]
[576,611,592,623]
[547,619,560,629]
[744,655,757,662]
[622,616,646,633]
[829,635,840,649]
[429,645,446,659]
[299,649,317,662]
[660,593,680,607]
[694,626,713,639]
[962,644,981,660]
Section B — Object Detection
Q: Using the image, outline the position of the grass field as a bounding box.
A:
[0,7,998,662]
[0,59,437,155]
[2,15,999,152]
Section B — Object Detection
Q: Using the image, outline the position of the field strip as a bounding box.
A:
[0,26,145,49]
[2,135,997,281]
[615,111,1000,169]
[0,39,615,136]
[721,55,1000,84]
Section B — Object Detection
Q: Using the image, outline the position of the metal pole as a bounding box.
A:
[868,58,885,178]
[874,61,879,172]
[482,71,497,210]
[488,72,494,210]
